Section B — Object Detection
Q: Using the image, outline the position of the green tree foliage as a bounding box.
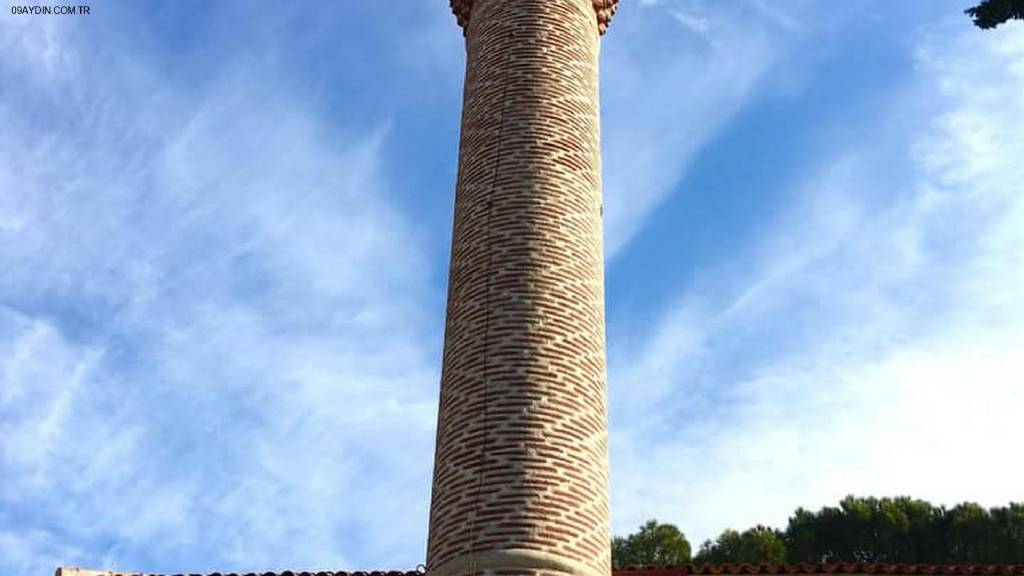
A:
[612,520,692,568]
[612,498,1024,567]
[784,496,946,563]
[783,497,1024,564]
[694,525,787,565]
[965,0,1024,29]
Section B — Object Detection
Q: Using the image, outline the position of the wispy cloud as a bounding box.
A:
[608,20,1024,544]
[600,0,814,257]
[1,9,441,575]
[4,2,1023,575]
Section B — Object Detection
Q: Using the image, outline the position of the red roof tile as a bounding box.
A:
[614,565,1024,576]
[57,565,1024,576]
[56,570,423,576]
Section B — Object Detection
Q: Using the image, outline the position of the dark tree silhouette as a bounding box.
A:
[612,498,1024,567]
[612,520,692,568]
[695,526,787,565]
[965,0,1024,29]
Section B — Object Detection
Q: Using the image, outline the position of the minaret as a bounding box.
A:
[427,2,619,576]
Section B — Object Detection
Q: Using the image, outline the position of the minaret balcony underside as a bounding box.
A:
[451,0,619,35]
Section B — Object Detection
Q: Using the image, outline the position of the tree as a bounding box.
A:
[784,507,822,563]
[991,503,1024,563]
[944,502,999,562]
[965,0,1024,29]
[695,526,787,565]
[612,520,692,568]
[613,498,1024,566]
[783,496,944,563]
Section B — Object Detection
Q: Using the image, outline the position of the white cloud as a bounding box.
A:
[4,2,1022,574]
[600,0,815,258]
[0,313,107,491]
[0,12,439,576]
[608,22,1024,545]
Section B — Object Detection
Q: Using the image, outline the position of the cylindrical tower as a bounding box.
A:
[427,2,619,576]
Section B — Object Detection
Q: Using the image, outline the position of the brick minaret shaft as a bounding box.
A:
[427,2,619,576]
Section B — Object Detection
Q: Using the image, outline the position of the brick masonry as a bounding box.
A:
[427,2,618,576]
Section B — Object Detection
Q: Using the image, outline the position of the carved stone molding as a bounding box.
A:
[593,0,619,34]
[450,0,620,35]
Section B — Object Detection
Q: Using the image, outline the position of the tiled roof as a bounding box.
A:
[55,565,423,569]
[58,566,1024,576]
[615,565,1024,576]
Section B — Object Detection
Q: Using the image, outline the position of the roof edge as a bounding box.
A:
[53,565,1024,576]
[56,568,120,576]
[615,564,1024,575]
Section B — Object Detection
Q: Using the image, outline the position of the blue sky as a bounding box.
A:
[2,1,1023,574]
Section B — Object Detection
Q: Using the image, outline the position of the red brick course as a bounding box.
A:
[427,2,614,576]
